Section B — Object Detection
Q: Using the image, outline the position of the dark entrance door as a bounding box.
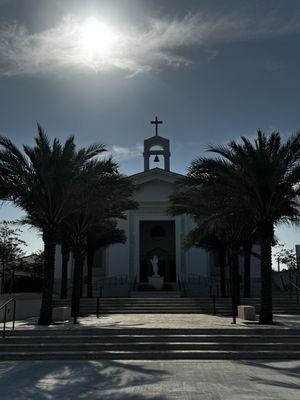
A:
[139,220,176,283]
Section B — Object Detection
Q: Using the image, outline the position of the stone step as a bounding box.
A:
[54,298,298,303]
[77,302,299,307]
[54,300,298,305]
[10,327,300,335]
[5,334,300,343]
[2,342,300,352]
[78,309,300,315]
[3,326,300,360]
[66,295,299,315]
[131,291,182,298]
[0,350,300,361]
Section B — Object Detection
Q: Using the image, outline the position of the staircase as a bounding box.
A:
[54,297,220,314]
[53,292,300,315]
[246,292,300,315]
[1,328,300,360]
[131,291,181,298]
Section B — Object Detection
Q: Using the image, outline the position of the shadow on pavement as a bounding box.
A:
[0,360,169,400]
[237,360,300,391]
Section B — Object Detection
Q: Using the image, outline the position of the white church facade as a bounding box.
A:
[54,119,261,297]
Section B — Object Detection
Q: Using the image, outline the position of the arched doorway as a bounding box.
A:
[139,220,176,283]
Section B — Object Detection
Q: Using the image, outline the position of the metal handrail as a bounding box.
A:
[212,295,216,315]
[95,274,128,288]
[130,273,137,293]
[290,282,300,290]
[178,274,187,297]
[0,297,16,338]
[177,274,181,291]
[290,282,300,304]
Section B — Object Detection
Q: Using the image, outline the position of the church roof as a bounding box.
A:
[130,167,184,184]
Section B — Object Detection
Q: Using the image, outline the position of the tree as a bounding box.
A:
[243,240,252,298]
[58,163,137,321]
[0,221,26,293]
[60,242,70,299]
[274,244,298,271]
[20,251,44,277]
[176,131,300,324]
[0,125,107,324]
[170,182,251,315]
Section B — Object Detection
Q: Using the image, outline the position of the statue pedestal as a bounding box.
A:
[149,276,164,290]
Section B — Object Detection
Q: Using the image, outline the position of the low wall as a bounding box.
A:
[0,293,41,322]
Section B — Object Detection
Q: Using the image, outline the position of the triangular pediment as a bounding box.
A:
[130,168,184,185]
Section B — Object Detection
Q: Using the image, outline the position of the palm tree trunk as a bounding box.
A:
[259,225,273,324]
[228,248,240,315]
[218,245,226,297]
[243,242,252,298]
[60,244,70,299]
[87,248,94,298]
[71,249,85,322]
[38,234,56,325]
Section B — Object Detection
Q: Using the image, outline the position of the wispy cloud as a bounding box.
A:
[0,9,299,77]
[109,144,143,161]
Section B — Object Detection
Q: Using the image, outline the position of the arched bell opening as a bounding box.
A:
[143,136,170,171]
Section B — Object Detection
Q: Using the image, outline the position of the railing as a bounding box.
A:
[94,274,128,288]
[178,274,187,297]
[212,295,216,315]
[185,274,227,297]
[289,282,300,304]
[177,274,182,291]
[130,273,137,293]
[0,298,16,338]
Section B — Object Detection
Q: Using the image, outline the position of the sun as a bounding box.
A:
[79,17,114,58]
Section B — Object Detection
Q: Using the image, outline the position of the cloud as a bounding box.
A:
[0,9,299,77]
[109,144,143,161]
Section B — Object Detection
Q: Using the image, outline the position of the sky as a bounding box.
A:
[0,0,299,255]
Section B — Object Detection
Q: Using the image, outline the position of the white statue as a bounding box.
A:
[150,255,159,277]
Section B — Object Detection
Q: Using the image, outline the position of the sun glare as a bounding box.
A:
[80,17,114,59]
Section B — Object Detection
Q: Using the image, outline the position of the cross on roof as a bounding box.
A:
[150,116,163,136]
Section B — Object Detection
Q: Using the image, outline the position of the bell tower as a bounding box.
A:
[143,116,171,171]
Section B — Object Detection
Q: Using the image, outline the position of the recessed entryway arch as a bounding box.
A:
[139,220,176,283]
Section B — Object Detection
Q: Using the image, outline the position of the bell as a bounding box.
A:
[154,154,160,163]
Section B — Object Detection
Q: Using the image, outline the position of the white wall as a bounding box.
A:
[107,217,130,277]
[134,180,174,203]
[187,247,209,277]
[250,244,261,278]
[53,244,74,295]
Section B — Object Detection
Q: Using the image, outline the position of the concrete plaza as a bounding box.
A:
[0,359,299,399]
[2,314,300,399]
[12,313,300,330]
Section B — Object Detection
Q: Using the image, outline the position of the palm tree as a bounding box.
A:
[181,131,300,324]
[60,242,70,299]
[243,240,252,298]
[0,125,107,324]
[59,165,137,320]
[170,182,248,315]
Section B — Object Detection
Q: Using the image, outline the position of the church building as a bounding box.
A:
[54,118,260,297]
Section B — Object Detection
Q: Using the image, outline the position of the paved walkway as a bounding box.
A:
[12,313,300,330]
[0,359,299,399]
